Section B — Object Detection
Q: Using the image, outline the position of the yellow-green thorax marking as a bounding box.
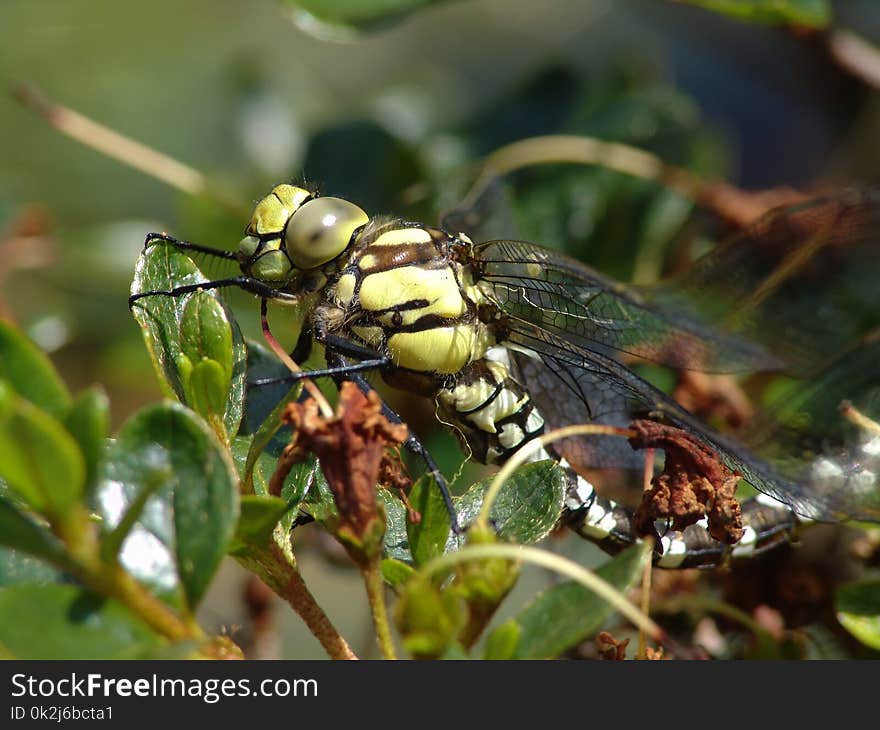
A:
[323,220,494,374]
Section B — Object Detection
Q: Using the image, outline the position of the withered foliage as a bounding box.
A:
[272,382,409,543]
[629,420,744,545]
[596,631,630,660]
[595,631,665,660]
[696,182,806,229]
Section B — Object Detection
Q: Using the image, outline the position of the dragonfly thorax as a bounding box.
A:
[318,220,495,375]
[237,184,369,283]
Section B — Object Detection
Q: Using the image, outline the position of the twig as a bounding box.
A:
[362,559,397,660]
[828,29,880,89]
[12,83,247,215]
[421,543,663,642]
[260,299,334,419]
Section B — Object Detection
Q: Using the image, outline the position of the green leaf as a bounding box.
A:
[241,339,300,434]
[180,291,234,379]
[449,460,566,549]
[240,386,302,493]
[406,475,451,566]
[0,548,62,587]
[836,581,880,650]
[394,575,467,660]
[0,320,70,418]
[229,495,292,554]
[231,437,317,534]
[498,542,649,659]
[63,386,110,496]
[184,358,230,430]
[0,584,165,659]
[96,402,239,610]
[483,618,521,660]
[0,494,70,567]
[680,0,830,27]
[130,242,246,442]
[178,292,235,438]
[282,0,440,38]
[0,381,85,515]
[378,487,412,563]
[381,557,415,587]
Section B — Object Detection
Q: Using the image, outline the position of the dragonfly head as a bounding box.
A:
[238,184,368,282]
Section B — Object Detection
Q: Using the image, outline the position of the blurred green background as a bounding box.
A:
[2,0,879,658]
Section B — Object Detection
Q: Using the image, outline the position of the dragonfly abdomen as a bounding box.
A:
[435,350,801,567]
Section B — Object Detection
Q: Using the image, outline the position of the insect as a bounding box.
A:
[129,183,880,568]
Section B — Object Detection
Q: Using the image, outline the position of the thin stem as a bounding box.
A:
[840,401,880,435]
[362,559,397,660]
[828,29,880,89]
[12,84,247,215]
[50,507,201,643]
[652,594,778,647]
[476,424,634,529]
[275,565,359,660]
[636,536,654,660]
[239,538,358,660]
[460,134,703,216]
[260,299,334,419]
[96,566,200,642]
[421,543,663,641]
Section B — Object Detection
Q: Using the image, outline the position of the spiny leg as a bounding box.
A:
[141,231,239,260]
[129,275,297,309]
[130,233,298,309]
[322,339,462,534]
[252,308,462,533]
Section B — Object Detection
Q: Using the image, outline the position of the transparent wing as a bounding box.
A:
[646,188,880,372]
[474,238,782,373]
[502,320,880,522]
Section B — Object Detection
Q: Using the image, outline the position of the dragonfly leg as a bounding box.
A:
[141,232,239,260]
[129,275,297,309]
[321,338,462,534]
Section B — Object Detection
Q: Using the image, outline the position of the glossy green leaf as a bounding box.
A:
[680,0,830,27]
[381,557,416,587]
[96,402,239,610]
[229,495,292,554]
[180,291,234,379]
[63,385,110,496]
[836,581,880,650]
[0,320,70,418]
[378,487,411,563]
[0,382,85,515]
[129,242,246,442]
[498,542,650,659]
[406,475,451,566]
[449,460,566,550]
[0,584,165,659]
[178,292,235,438]
[184,358,230,430]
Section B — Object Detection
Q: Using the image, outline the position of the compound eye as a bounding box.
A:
[284,197,368,269]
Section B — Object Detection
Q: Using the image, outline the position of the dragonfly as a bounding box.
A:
[129,183,880,568]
